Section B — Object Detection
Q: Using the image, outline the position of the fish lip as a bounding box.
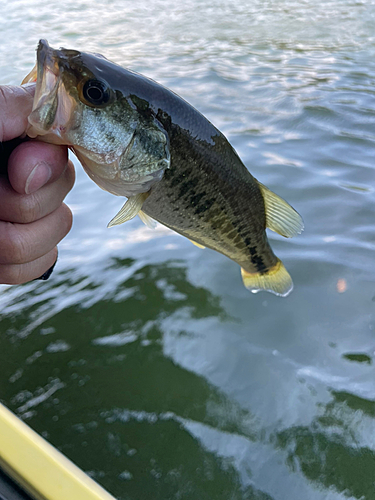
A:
[37,39,51,69]
[25,39,75,142]
[25,40,60,136]
[21,39,55,86]
[34,39,60,97]
[36,39,58,78]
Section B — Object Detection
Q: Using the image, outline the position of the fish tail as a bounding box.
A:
[241,259,293,297]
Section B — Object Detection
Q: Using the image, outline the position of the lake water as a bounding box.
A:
[1,0,375,499]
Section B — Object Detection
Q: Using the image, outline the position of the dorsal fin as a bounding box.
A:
[257,181,304,238]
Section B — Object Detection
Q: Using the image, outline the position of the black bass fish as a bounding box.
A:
[23,40,303,296]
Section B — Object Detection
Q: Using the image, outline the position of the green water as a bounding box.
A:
[1,0,375,498]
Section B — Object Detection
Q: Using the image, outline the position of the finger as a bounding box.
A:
[0,160,75,224]
[0,248,58,285]
[0,203,72,265]
[8,140,69,195]
[0,84,35,142]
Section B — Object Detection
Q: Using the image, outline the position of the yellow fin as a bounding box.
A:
[241,259,293,297]
[138,210,157,229]
[257,182,304,238]
[189,239,206,249]
[107,192,149,228]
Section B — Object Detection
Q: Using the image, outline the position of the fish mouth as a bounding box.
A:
[22,39,76,142]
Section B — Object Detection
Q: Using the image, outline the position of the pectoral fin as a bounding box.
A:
[257,181,304,238]
[107,192,149,228]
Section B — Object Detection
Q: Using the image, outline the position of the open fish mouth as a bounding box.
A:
[22,39,76,142]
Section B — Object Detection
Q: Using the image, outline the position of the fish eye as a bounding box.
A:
[81,79,111,106]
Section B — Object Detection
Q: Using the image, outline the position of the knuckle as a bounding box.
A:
[62,204,73,234]
[62,160,76,192]
[16,194,40,223]
[55,204,73,241]
[0,264,23,285]
[0,248,58,285]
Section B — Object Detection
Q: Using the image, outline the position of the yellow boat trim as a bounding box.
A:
[0,403,116,500]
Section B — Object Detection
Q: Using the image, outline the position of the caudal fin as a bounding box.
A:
[241,259,293,297]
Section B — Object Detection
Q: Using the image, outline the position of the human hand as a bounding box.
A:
[0,84,75,284]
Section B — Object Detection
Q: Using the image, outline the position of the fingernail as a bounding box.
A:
[25,162,52,194]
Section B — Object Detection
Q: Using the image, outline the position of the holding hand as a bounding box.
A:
[0,84,75,284]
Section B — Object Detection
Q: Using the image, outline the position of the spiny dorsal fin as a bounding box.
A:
[241,259,293,297]
[107,192,149,228]
[257,181,304,238]
[138,210,157,229]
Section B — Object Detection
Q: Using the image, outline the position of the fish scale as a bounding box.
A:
[142,126,275,275]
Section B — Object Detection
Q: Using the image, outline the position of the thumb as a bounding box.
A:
[0,84,35,142]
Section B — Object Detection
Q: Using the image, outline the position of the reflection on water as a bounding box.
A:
[0,260,268,499]
[1,0,375,498]
[277,390,375,499]
[2,257,375,499]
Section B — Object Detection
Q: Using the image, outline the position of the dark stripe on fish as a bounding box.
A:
[194,197,215,215]
[178,177,200,198]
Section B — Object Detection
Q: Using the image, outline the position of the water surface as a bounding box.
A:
[1,0,375,499]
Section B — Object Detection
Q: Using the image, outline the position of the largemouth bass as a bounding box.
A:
[23,40,303,296]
